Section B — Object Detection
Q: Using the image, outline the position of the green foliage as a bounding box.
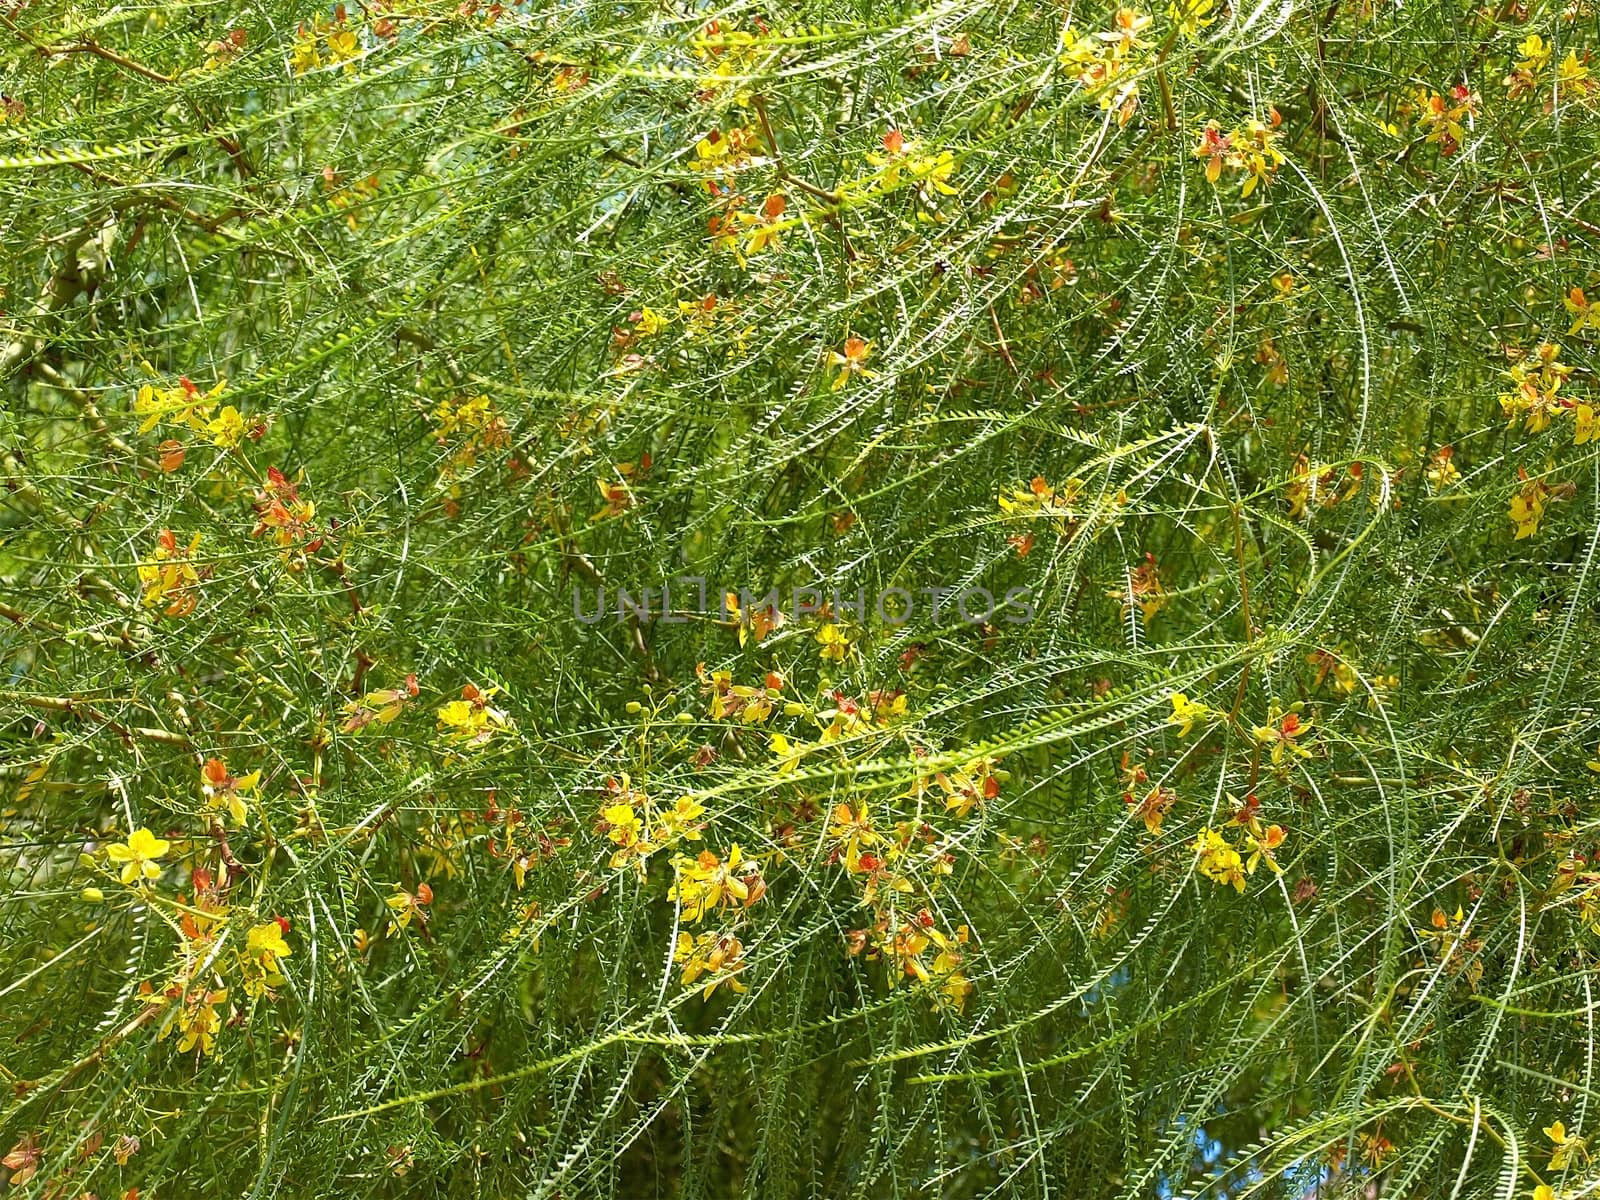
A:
[1,0,1599,1196]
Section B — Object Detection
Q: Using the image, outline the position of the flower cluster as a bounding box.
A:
[435,682,515,748]
[430,393,511,476]
[134,374,254,450]
[1409,86,1479,156]
[855,129,961,207]
[999,474,1087,530]
[252,467,322,560]
[1059,8,1154,128]
[138,529,205,617]
[1193,114,1288,196]
[1190,795,1287,892]
[1503,34,1595,108]
[90,827,293,1060]
[1508,469,1574,540]
[594,773,708,875]
[690,18,763,107]
[291,6,362,74]
[1499,342,1593,442]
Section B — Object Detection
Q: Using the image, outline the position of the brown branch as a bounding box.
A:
[32,39,174,83]
[30,361,144,465]
[210,819,246,876]
[70,163,229,233]
[751,94,858,262]
[988,304,1018,373]
[11,692,191,748]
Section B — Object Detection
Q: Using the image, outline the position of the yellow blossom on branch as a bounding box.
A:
[828,336,877,390]
[107,827,170,885]
[667,845,766,922]
[674,930,749,999]
[200,757,260,826]
[134,373,226,435]
[435,683,514,748]
[1191,827,1246,892]
[241,919,292,998]
[137,528,204,617]
[1166,691,1216,738]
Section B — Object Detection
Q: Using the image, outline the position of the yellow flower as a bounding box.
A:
[171,988,228,1056]
[634,306,669,337]
[770,731,808,776]
[201,756,260,827]
[1167,0,1214,39]
[134,374,225,435]
[291,30,321,73]
[385,882,433,932]
[1507,343,1573,427]
[815,621,852,661]
[106,827,170,884]
[325,27,360,65]
[1243,823,1287,875]
[1566,287,1600,337]
[674,930,749,999]
[1576,404,1596,447]
[1249,700,1312,765]
[725,591,783,646]
[601,803,643,848]
[908,149,960,203]
[435,683,514,747]
[734,193,788,258]
[1236,118,1286,197]
[1557,49,1591,99]
[1518,33,1552,74]
[248,920,292,962]
[1424,446,1460,491]
[206,404,248,449]
[1510,476,1550,540]
[828,336,878,390]
[661,795,706,839]
[1544,1120,1588,1171]
[1126,785,1176,835]
[1533,1185,1555,1200]
[667,845,765,922]
[828,801,883,872]
[1166,691,1215,738]
[1192,120,1231,185]
[1191,827,1246,892]
[242,920,292,998]
[137,528,204,617]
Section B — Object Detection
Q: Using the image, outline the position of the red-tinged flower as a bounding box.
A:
[1126,784,1177,835]
[342,673,420,732]
[252,467,318,554]
[735,192,787,257]
[137,529,204,617]
[3,1136,41,1186]
[200,756,260,826]
[1192,120,1232,184]
[158,439,186,472]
